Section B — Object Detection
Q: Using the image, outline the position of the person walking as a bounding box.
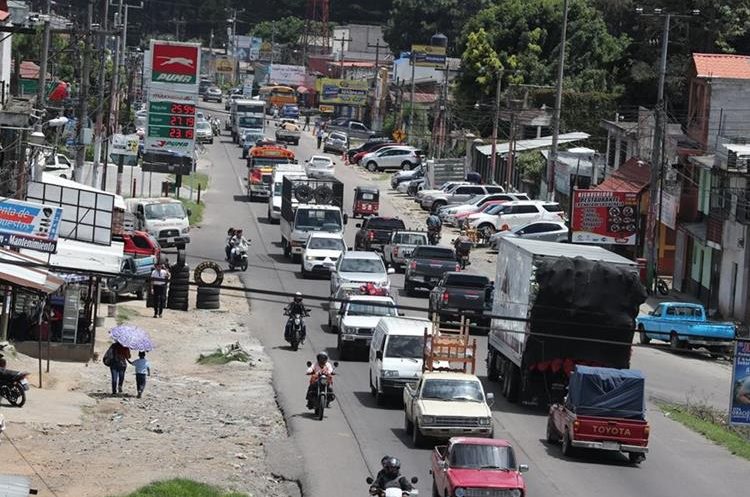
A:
[150,262,170,318]
[316,127,324,149]
[130,351,151,398]
[303,114,310,131]
[104,341,130,395]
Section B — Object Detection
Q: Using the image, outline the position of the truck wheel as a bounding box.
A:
[337,335,348,360]
[431,481,439,497]
[369,372,377,397]
[367,161,378,172]
[628,452,645,464]
[404,412,414,435]
[283,240,291,258]
[135,288,145,300]
[546,418,560,444]
[404,279,415,297]
[504,364,520,403]
[561,429,574,457]
[669,331,682,351]
[487,352,500,382]
[638,325,650,345]
[412,421,425,448]
[375,385,385,406]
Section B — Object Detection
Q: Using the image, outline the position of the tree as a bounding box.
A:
[383,0,492,54]
[455,28,502,104]
[251,16,306,45]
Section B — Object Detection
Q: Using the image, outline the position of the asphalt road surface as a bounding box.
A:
[189,101,748,497]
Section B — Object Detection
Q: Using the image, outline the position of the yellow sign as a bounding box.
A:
[316,78,369,106]
[411,44,447,68]
[216,58,233,73]
[392,129,406,143]
[319,104,335,113]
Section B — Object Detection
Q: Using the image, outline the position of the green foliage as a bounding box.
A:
[383,0,491,54]
[456,28,502,100]
[108,479,249,497]
[515,151,546,197]
[382,113,397,138]
[251,16,305,45]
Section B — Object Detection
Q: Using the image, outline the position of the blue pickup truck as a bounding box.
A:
[636,302,735,357]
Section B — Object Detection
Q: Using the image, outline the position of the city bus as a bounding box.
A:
[259,85,298,113]
[246,145,297,201]
[231,99,266,142]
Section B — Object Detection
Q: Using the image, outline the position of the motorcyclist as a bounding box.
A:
[225,227,236,261]
[230,229,250,262]
[305,351,335,409]
[454,230,473,265]
[369,457,413,496]
[284,292,310,342]
[426,214,442,244]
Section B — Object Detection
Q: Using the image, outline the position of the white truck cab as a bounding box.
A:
[283,204,345,259]
[268,166,306,222]
[125,197,190,249]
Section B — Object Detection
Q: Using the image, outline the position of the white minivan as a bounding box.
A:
[369,316,433,405]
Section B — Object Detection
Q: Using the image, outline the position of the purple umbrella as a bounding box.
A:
[109,325,154,351]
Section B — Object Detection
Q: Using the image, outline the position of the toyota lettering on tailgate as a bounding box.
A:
[151,42,199,84]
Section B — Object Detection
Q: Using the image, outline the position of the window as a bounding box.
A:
[421,379,484,402]
[443,274,489,288]
[308,237,345,251]
[345,302,397,317]
[486,186,505,193]
[131,235,151,249]
[385,335,424,358]
[449,444,516,470]
[510,205,540,214]
[367,218,405,230]
[412,247,455,259]
[393,233,427,245]
[543,203,564,212]
[144,203,186,220]
[350,123,366,131]
[455,186,477,194]
[339,258,385,273]
[295,209,343,232]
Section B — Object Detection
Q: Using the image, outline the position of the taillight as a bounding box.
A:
[573,420,580,432]
[409,260,416,270]
[442,291,449,303]
[392,247,398,258]
[455,263,461,271]
[368,230,375,240]
[644,425,650,438]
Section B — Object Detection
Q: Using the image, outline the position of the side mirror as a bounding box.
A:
[343,213,349,224]
[411,477,419,484]
[387,267,396,274]
[486,392,495,405]
[186,209,192,217]
[376,350,383,360]
[306,361,312,367]
[355,223,362,228]
[519,464,529,473]
[366,477,374,485]
[347,246,353,251]
[333,361,339,367]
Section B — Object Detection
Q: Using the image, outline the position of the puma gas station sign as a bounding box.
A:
[149,40,201,92]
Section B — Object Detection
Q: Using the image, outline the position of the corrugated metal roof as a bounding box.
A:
[475,132,590,156]
[693,53,750,80]
[594,157,650,194]
[0,474,33,497]
[501,237,637,266]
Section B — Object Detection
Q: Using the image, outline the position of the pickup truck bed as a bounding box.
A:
[276,124,300,145]
[383,231,429,270]
[404,246,458,295]
[429,272,491,325]
[354,217,406,252]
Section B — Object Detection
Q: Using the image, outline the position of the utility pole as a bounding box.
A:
[101,0,123,191]
[267,20,275,84]
[368,40,388,131]
[546,0,569,201]
[333,33,352,77]
[35,0,51,113]
[408,51,416,145]
[489,73,502,184]
[92,0,109,187]
[74,1,94,182]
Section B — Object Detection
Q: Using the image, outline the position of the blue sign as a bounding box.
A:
[730,341,750,425]
[0,199,62,242]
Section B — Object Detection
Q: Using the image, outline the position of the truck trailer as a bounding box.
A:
[487,237,647,406]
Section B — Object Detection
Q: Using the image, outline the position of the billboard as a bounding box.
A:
[317,78,368,106]
[145,97,197,156]
[110,133,140,166]
[571,190,639,245]
[411,44,447,68]
[730,341,750,426]
[269,64,306,86]
[149,40,201,92]
[0,199,63,253]
[235,36,263,61]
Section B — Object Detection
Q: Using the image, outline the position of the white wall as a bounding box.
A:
[708,79,750,152]
[392,57,445,84]
[0,29,11,106]
[718,220,748,320]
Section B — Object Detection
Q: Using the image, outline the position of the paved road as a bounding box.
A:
[189,101,748,497]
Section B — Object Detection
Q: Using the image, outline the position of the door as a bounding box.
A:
[385,150,408,169]
[509,205,543,227]
[453,186,483,203]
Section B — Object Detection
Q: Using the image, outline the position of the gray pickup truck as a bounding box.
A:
[428,272,493,328]
[403,245,459,296]
[383,230,429,271]
[275,122,301,145]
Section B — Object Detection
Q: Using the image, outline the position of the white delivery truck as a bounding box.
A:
[125,198,191,249]
[267,164,307,223]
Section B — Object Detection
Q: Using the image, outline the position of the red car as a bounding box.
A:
[431,437,528,497]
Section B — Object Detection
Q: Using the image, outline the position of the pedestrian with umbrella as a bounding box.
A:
[106,325,154,396]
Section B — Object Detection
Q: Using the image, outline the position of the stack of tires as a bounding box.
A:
[194,261,222,310]
[167,263,190,311]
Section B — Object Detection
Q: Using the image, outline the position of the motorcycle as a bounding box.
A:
[453,239,472,269]
[366,476,419,497]
[284,309,309,351]
[427,226,441,245]
[212,118,221,136]
[0,368,30,407]
[228,242,249,271]
[306,360,338,420]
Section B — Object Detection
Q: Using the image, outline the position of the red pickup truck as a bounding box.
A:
[431,437,528,497]
[116,231,161,260]
[546,366,649,464]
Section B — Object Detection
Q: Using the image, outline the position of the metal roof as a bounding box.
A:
[0,474,33,497]
[475,132,590,156]
[503,238,637,266]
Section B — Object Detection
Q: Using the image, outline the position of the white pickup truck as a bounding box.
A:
[403,372,494,447]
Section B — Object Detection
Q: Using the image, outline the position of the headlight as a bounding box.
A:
[508,490,521,497]
[342,326,354,335]
[381,370,398,377]
[181,227,190,234]
[454,488,465,497]
[479,417,492,426]
[420,415,435,425]
[305,255,315,261]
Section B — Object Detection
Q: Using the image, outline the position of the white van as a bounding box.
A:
[369,316,433,404]
[267,165,306,223]
[124,197,190,249]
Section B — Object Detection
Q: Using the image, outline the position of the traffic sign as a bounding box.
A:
[392,129,406,143]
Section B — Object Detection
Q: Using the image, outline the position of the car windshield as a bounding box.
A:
[368,218,405,230]
[310,157,332,166]
[295,209,342,232]
[444,274,490,288]
[393,233,427,245]
[239,116,263,127]
[339,258,384,273]
[412,247,454,259]
[421,379,484,402]
[144,203,186,220]
[449,444,516,470]
[330,133,346,141]
[308,237,345,251]
[346,302,397,317]
[385,335,424,359]
[196,121,211,131]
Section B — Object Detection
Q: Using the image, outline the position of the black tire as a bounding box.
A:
[657,279,669,296]
[301,264,309,279]
[503,364,520,403]
[431,201,446,212]
[197,286,220,297]
[168,287,189,298]
[168,298,189,308]
[546,418,560,444]
[487,352,500,382]
[401,162,412,170]
[431,481,440,497]
[367,161,378,172]
[404,279,415,296]
[175,249,187,268]
[292,253,301,263]
[197,296,220,306]
[412,421,425,448]
[369,372,376,397]
[6,383,26,407]
[194,261,224,287]
[241,260,248,271]
[404,412,414,435]
[290,338,299,351]
[629,452,645,464]
[317,393,326,420]
[135,288,145,300]
[670,331,681,351]
[337,335,348,360]
[196,300,220,310]
[639,325,651,345]
[283,240,291,258]
[375,385,385,406]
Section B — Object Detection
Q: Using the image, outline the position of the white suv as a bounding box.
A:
[362,147,422,172]
[467,200,565,237]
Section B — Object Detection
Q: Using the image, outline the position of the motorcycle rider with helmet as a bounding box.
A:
[225,227,236,261]
[426,214,442,244]
[369,457,413,496]
[229,228,250,263]
[453,230,473,268]
[284,292,310,342]
[305,351,335,409]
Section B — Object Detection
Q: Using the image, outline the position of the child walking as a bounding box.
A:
[131,351,151,398]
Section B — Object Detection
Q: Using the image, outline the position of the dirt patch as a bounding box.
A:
[0,275,295,497]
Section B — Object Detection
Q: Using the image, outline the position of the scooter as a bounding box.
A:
[365,476,419,497]
[0,368,30,407]
[306,360,338,420]
[228,243,249,271]
[284,310,309,351]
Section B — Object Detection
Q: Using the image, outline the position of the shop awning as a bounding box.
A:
[0,475,33,497]
[25,239,124,275]
[0,249,64,294]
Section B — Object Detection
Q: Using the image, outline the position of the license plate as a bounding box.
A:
[402,250,413,258]
[602,441,619,450]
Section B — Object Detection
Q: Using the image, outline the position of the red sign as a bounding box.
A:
[150,41,199,86]
[571,190,639,245]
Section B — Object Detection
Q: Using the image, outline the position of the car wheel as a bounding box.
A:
[561,429,574,457]
[546,417,560,443]
[369,371,376,396]
[412,421,425,447]
[404,412,414,435]
[431,201,446,212]
[479,223,497,239]
[401,162,411,170]
[638,325,650,345]
[404,279,415,297]
[670,331,681,350]
[367,161,378,172]
[300,264,309,279]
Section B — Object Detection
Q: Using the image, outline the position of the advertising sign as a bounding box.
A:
[658,189,680,231]
[216,57,234,73]
[150,40,200,90]
[145,98,196,156]
[411,44,447,68]
[317,78,368,106]
[0,198,63,253]
[571,190,639,245]
[269,64,306,86]
[111,133,139,156]
[730,341,750,426]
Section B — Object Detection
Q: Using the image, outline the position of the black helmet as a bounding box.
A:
[316,351,328,363]
[383,457,400,477]
[227,227,235,235]
[381,455,391,467]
